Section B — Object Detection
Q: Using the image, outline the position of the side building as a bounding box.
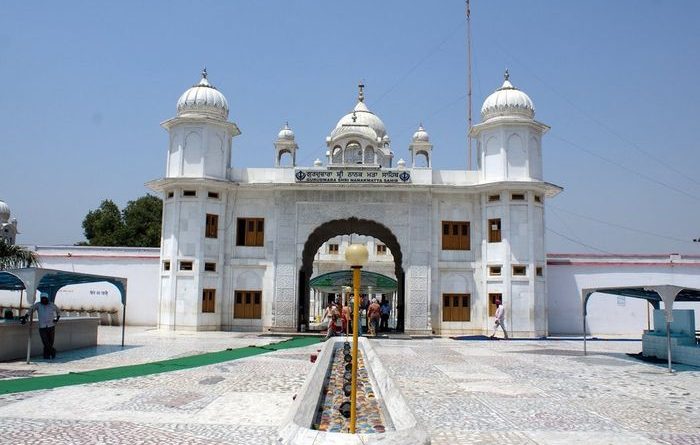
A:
[147,70,561,336]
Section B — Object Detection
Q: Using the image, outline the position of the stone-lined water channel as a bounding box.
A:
[312,341,393,433]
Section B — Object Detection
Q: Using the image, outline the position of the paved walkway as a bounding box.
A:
[0,327,698,444]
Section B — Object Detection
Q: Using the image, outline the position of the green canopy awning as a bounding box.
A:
[309,270,397,294]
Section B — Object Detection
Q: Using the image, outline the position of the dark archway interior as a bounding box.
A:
[298,217,405,332]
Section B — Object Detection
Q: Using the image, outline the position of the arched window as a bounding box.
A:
[364,146,375,164]
[278,150,293,167]
[332,146,342,164]
[414,151,429,168]
[345,141,362,164]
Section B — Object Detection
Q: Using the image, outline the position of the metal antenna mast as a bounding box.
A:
[467,0,473,170]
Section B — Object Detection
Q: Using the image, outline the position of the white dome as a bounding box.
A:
[412,124,429,142]
[176,69,229,120]
[0,200,10,223]
[278,122,295,140]
[481,71,534,121]
[332,101,387,141]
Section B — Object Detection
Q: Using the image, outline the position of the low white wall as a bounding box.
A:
[547,254,700,337]
[0,246,159,326]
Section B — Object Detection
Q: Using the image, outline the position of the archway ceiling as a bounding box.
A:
[309,270,398,294]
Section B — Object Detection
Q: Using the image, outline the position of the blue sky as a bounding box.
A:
[1,1,699,253]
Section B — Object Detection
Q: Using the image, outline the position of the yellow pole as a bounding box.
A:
[349,266,361,433]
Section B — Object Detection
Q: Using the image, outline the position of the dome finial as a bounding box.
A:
[504,69,509,82]
[358,81,365,103]
[202,67,208,79]
[352,110,357,122]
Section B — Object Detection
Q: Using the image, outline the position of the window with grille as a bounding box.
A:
[205,214,219,238]
[204,262,216,272]
[236,218,264,246]
[208,191,220,199]
[534,195,542,203]
[166,191,174,199]
[442,294,470,322]
[488,194,500,202]
[511,193,525,201]
[179,261,193,271]
[536,266,543,277]
[202,289,216,313]
[163,261,170,271]
[234,290,262,319]
[488,218,501,243]
[183,190,196,197]
[488,293,502,317]
[489,265,502,276]
[328,243,339,254]
[376,244,387,255]
[441,221,470,250]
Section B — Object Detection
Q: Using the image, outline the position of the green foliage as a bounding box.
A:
[80,195,162,247]
[0,240,39,270]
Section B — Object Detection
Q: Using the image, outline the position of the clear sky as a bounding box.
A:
[1,1,699,254]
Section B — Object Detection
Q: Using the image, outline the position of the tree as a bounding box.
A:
[122,195,163,247]
[80,195,162,247]
[0,240,38,270]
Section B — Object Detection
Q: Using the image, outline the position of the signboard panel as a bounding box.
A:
[294,168,411,184]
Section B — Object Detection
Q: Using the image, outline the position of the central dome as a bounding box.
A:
[331,85,387,141]
[176,69,229,120]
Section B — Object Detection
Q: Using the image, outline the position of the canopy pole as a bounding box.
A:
[666,320,672,373]
[121,301,126,347]
[26,313,33,364]
[583,312,587,356]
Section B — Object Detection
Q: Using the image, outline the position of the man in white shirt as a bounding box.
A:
[26,293,61,359]
[490,299,509,340]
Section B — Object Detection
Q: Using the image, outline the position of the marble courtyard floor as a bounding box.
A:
[0,327,698,444]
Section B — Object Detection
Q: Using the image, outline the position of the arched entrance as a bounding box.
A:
[297,217,405,332]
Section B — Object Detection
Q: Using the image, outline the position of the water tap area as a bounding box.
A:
[312,341,393,434]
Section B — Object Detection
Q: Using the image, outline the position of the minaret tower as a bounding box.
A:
[156,69,240,330]
[274,123,298,167]
[469,71,555,337]
[408,124,433,168]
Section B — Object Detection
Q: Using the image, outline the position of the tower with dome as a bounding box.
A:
[148,70,560,336]
[0,200,18,245]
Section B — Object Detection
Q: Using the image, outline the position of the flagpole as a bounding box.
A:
[467,0,473,170]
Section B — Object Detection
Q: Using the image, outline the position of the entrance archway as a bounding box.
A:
[298,217,405,332]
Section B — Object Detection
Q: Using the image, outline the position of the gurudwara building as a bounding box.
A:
[147,70,561,336]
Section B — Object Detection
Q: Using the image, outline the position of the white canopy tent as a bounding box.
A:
[0,268,128,363]
[581,285,700,373]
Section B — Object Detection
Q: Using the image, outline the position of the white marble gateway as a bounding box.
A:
[146,69,561,336]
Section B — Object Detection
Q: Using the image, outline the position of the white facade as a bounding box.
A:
[146,70,560,335]
[4,248,699,337]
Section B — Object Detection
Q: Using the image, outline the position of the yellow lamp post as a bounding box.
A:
[345,243,368,434]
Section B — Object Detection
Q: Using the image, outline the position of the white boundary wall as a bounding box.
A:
[547,253,700,336]
[2,248,699,335]
[0,246,160,326]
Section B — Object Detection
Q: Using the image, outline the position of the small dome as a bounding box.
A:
[0,200,10,223]
[481,70,534,121]
[397,158,406,168]
[314,158,323,167]
[278,122,295,140]
[176,69,229,120]
[412,124,429,142]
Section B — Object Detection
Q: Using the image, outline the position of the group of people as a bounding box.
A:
[322,296,392,340]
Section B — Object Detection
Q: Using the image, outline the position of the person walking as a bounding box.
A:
[379,299,391,332]
[490,299,508,339]
[367,298,381,336]
[25,293,61,359]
